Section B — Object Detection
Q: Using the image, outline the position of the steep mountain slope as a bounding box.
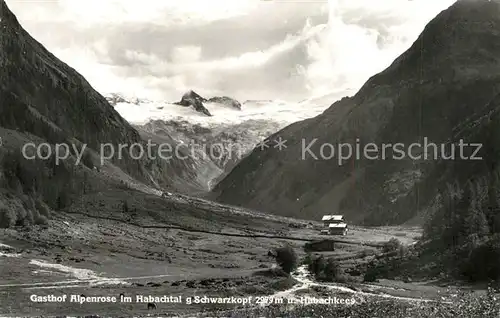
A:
[0,0,208,227]
[214,0,500,225]
[141,119,282,189]
[0,0,140,168]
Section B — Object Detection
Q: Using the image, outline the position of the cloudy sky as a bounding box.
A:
[8,0,456,102]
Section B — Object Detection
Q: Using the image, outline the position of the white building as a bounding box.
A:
[321,215,348,235]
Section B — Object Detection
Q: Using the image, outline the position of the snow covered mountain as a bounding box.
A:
[106,92,333,127]
[106,91,339,189]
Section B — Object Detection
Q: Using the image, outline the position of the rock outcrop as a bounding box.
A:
[174,91,243,115]
[207,96,242,110]
[174,90,212,116]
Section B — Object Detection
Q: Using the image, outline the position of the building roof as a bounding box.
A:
[321,215,344,221]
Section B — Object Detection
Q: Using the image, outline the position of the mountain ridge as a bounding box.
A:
[0,0,215,227]
[173,90,242,116]
[0,0,141,165]
[213,0,500,225]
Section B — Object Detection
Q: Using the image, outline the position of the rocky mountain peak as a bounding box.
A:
[173,90,242,116]
[175,90,212,116]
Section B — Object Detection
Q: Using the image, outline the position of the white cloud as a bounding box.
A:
[170,46,203,64]
[9,0,258,26]
[303,0,457,97]
[6,0,458,102]
[158,21,324,73]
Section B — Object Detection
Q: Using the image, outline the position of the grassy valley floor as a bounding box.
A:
[0,190,495,317]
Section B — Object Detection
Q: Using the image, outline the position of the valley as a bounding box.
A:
[1,0,500,317]
[1,187,462,317]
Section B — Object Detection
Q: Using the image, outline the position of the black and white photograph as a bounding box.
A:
[1,0,500,317]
